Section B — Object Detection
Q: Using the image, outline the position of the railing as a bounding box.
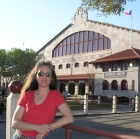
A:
[66,94,139,113]
[62,123,140,139]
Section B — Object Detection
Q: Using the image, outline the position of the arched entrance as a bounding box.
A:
[79,83,85,95]
[60,83,65,93]
[69,83,75,95]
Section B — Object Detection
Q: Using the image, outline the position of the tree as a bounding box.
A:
[0,49,7,73]
[81,0,136,16]
[6,48,37,82]
[0,49,7,88]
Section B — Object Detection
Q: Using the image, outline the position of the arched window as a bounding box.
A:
[83,62,88,67]
[75,63,79,68]
[66,64,70,68]
[121,80,128,90]
[103,80,109,90]
[58,64,62,69]
[112,80,118,90]
[52,31,111,57]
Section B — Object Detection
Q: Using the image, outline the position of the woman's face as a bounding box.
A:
[36,65,52,88]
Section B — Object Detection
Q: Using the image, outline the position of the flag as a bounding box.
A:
[125,11,132,15]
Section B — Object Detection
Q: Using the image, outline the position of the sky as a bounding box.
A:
[0,0,140,52]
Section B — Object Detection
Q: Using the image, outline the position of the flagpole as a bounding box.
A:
[131,10,133,48]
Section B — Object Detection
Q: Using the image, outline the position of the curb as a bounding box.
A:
[55,111,136,118]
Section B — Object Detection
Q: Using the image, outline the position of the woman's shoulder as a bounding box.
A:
[23,90,35,97]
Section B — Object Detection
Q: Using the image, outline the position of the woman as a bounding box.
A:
[12,60,74,139]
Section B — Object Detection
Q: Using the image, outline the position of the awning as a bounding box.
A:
[57,73,94,80]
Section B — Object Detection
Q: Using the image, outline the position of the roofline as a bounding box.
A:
[87,20,140,33]
[36,23,73,54]
[89,57,140,64]
[36,19,140,54]
[132,47,140,57]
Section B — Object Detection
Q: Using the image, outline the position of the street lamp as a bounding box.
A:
[129,62,133,67]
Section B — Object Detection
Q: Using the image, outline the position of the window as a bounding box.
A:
[103,64,109,72]
[53,65,55,70]
[75,63,79,68]
[84,62,88,67]
[121,62,128,71]
[112,63,118,71]
[103,80,109,90]
[52,31,111,57]
[66,64,70,68]
[112,80,118,90]
[58,64,62,69]
[121,80,128,90]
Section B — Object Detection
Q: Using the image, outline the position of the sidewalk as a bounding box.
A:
[0,105,138,139]
[56,104,135,117]
[0,104,136,122]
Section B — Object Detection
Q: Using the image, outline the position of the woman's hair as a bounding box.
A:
[20,60,57,96]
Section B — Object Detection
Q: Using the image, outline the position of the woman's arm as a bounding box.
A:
[12,105,53,134]
[49,103,74,129]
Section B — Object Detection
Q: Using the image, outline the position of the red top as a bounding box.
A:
[18,90,65,138]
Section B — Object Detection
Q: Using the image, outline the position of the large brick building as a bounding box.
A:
[37,7,140,98]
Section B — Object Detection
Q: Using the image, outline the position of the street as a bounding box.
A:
[1,112,140,139]
[50,112,140,139]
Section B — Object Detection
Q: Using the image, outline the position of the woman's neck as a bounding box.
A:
[35,88,50,96]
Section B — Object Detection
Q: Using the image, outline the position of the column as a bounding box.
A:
[6,93,20,139]
[74,85,78,95]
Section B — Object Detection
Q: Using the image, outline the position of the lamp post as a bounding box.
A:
[129,63,133,67]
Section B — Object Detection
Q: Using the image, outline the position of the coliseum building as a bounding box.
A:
[37,7,140,98]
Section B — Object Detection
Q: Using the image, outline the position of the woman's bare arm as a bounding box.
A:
[49,103,74,129]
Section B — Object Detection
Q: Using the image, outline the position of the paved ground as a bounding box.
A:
[0,104,140,139]
[51,112,140,139]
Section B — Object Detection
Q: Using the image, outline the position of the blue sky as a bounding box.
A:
[0,0,139,52]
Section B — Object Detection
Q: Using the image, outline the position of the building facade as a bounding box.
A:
[37,7,140,97]
[89,48,140,98]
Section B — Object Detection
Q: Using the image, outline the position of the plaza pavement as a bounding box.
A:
[0,104,138,139]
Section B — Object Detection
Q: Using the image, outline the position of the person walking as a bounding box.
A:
[132,97,135,111]
[62,90,70,100]
[11,60,74,139]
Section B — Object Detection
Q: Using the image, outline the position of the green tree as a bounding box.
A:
[0,49,7,73]
[0,49,7,87]
[81,0,136,16]
[6,48,37,82]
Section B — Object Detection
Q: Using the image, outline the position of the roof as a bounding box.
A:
[36,24,73,54]
[89,48,140,64]
[36,18,140,54]
[87,19,140,33]
[57,73,94,80]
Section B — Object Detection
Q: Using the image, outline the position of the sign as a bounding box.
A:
[104,72,127,78]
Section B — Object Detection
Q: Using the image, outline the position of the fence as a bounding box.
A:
[62,123,140,139]
[66,94,139,114]
[6,92,140,139]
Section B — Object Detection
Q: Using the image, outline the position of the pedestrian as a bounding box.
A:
[11,60,74,139]
[62,90,70,100]
[2,89,5,99]
[132,97,135,111]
